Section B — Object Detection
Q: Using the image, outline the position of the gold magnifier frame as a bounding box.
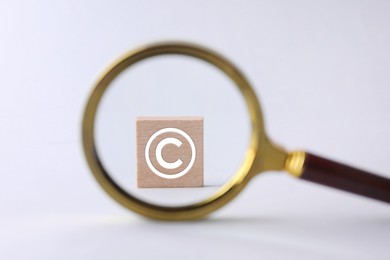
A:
[82,42,304,220]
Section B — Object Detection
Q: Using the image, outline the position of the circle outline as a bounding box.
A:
[145,127,196,179]
[81,42,286,221]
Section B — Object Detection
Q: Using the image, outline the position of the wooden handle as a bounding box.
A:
[300,152,390,203]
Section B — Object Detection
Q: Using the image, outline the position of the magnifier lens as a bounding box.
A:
[94,55,251,207]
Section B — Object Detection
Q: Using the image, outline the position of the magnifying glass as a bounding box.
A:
[82,42,390,220]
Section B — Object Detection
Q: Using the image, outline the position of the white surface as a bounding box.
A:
[1,1,390,259]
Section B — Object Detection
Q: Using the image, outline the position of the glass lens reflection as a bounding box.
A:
[95,55,250,206]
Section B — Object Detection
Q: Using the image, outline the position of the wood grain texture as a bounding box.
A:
[300,152,390,203]
[136,117,203,188]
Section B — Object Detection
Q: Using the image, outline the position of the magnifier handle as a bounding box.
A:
[298,152,390,203]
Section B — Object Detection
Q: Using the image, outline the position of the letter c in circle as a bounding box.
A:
[145,128,196,180]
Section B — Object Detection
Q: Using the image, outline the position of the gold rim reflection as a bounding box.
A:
[82,42,288,220]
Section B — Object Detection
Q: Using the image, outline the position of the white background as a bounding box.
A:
[1,1,390,259]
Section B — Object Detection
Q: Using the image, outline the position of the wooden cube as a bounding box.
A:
[136,117,204,188]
